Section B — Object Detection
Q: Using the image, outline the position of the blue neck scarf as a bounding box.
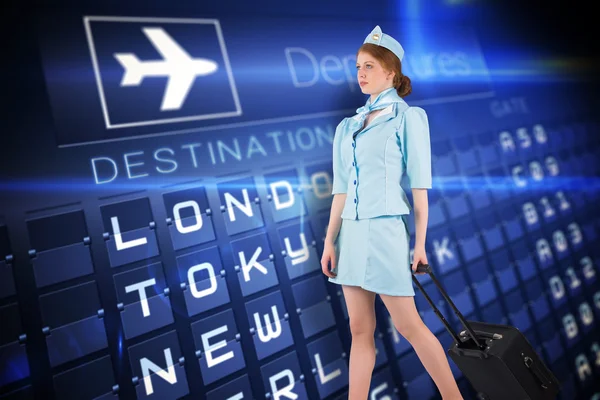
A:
[351,87,404,134]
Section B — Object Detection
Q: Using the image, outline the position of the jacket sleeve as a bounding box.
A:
[331,120,348,195]
[397,107,432,189]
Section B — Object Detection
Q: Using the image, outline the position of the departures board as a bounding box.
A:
[1,4,599,400]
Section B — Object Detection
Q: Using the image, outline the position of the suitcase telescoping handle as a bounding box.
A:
[412,263,486,351]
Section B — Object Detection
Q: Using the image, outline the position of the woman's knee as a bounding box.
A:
[349,316,376,337]
[395,319,426,341]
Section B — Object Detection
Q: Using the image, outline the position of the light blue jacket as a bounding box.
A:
[332,88,432,220]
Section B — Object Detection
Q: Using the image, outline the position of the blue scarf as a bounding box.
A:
[351,87,405,134]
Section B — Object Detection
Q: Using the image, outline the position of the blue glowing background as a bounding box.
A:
[1,0,599,399]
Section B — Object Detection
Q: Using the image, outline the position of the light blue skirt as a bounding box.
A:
[328,214,415,296]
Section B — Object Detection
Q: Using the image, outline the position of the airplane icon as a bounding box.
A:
[114,27,218,111]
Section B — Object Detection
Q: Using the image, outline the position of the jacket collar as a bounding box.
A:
[351,88,408,134]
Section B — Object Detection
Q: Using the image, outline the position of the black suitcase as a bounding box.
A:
[412,263,561,400]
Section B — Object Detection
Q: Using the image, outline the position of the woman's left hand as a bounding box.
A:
[411,247,428,275]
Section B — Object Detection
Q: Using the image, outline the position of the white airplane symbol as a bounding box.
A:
[114,27,218,111]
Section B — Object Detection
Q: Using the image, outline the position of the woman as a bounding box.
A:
[321,26,464,400]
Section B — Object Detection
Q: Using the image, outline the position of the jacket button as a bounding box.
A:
[354,180,357,185]
[352,162,355,166]
[352,142,355,148]
[354,198,357,203]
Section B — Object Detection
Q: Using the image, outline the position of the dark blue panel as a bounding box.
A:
[303,162,335,213]
[504,289,532,332]
[292,275,335,338]
[546,225,571,261]
[163,186,216,250]
[128,330,189,399]
[39,281,108,367]
[452,134,479,173]
[397,351,430,397]
[0,385,33,400]
[100,197,153,232]
[191,308,245,385]
[490,249,518,293]
[387,310,412,357]
[32,241,94,288]
[101,198,160,268]
[519,199,542,233]
[205,374,254,400]
[105,225,160,268]
[113,262,174,339]
[503,212,525,242]
[374,329,388,369]
[581,220,598,246]
[539,318,565,364]
[0,259,15,301]
[26,210,95,287]
[176,245,230,316]
[264,168,307,223]
[83,19,237,127]
[467,189,491,212]
[524,277,550,323]
[474,211,504,252]
[369,367,400,400]
[0,304,24,348]
[428,196,447,228]
[444,193,470,220]
[168,213,216,251]
[0,225,13,300]
[563,266,584,298]
[579,256,597,287]
[162,186,210,217]
[46,316,108,368]
[431,139,457,179]
[416,281,447,335]
[277,221,320,280]
[543,268,569,310]
[26,210,88,251]
[566,222,585,252]
[480,301,506,324]
[306,331,348,398]
[53,355,116,400]
[443,270,475,319]
[465,259,496,307]
[511,241,537,281]
[497,130,519,163]
[217,177,265,236]
[485,166,512,204]
[0,342,29,386]
[133,364,189,400]
[453,218,484,263]
[537,195,559,224]
[260,351,308,400]
[475,131,501,170]
[574,297,596,335]
[230,233,278,297]
[426,226,459,275]
[559,309,582,348]
[245,291,294,360]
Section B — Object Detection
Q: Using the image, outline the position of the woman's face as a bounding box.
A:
[356,51,394,98]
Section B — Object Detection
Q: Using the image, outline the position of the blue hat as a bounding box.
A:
[363,25,405,61]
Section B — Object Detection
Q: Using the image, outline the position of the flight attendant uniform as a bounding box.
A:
[327,86,433,296]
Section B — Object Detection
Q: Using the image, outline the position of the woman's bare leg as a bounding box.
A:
[342,285,377,400]
[380,294,463,400]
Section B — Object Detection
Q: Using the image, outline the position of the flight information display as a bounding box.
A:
[1,3,599,400]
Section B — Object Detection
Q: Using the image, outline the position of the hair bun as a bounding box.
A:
[396,74,412,98]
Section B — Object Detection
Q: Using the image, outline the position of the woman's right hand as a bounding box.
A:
[321,240,337,278]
